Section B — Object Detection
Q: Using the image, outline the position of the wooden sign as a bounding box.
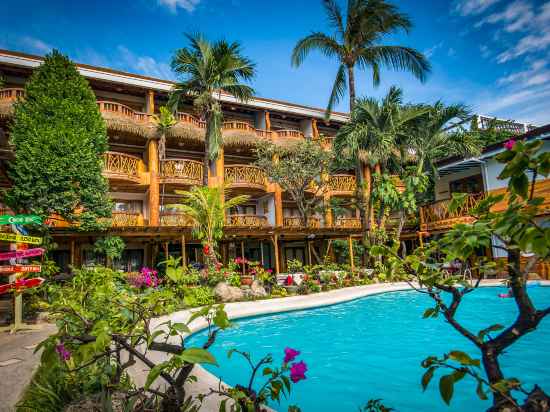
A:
[0,214,42,225]
[0,248,45,261]
[0,277,45,295]
[0,233,42,245]
[0,265,42,274]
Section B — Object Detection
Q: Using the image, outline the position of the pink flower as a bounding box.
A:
[290,361,308,383]
[266,269,273,274]
[284,347,300,363]
[504,139,516,150]
[56,343,71,361]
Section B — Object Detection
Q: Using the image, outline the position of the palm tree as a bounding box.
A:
[334,86,426,230]
[291,0,430,115]
[169,33,256,186]
[152,106,177,161]
[170,185,249,265]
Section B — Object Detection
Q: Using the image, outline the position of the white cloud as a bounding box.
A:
[497,29,550,62]
[19,36,53,54]
[479,44,491,58]
[423,42,443,58]
[475,0,533,32]
[497,60,550,86]
[453,0,503,16]
[117,46,174,80]
[157,0,201,13]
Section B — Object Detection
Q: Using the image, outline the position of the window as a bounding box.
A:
[113,200,142,213]
[449,174,483,195]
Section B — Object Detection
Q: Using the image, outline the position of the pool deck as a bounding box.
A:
[139,279,548,411]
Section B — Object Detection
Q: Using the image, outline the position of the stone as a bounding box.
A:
[213,282,244,302]
[250,280,267,298]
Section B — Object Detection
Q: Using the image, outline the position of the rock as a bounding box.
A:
[250,280,267,298]
[213,282,244,302]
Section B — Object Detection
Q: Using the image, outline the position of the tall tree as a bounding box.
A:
[153,106,177,161]
[4,50,111,230]
[169,33,256,186]
[291,0,430,114]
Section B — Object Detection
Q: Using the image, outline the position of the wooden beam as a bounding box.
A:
[348,235,355,272]
[147,139,160,226]
[241,240,245,275]
[181,235,186,266]
[260,240,265,266]
[163,241,169,259]
[70,240,75,266]
[272,234,280,274]
[324,239,333,262]
[307,240,312,265]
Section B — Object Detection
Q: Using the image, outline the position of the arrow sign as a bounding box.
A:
[0,265,42,274]
[0,248,45,261]
[0,277,45,295]
[0,214,42,225]
[0,233,42,245]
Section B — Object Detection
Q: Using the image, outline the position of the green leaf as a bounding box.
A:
[145,364,163,390]
[179,348,218,365]
[421,367,435,391]
[439,374,455,405]
[477,324,504,341]
[448,351,480,367]
[263,367,273,376]
[476,381,488,400]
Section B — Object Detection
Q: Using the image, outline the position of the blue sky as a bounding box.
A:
[1,0,549,124]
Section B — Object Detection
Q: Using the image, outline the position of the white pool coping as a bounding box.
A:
[131,280,549,411]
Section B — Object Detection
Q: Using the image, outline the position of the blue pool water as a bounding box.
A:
[186,287,550,411]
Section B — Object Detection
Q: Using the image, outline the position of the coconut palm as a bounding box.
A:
[291,0,430,115]
[169,33,256,186]
[170,185,249,265]
[334,86,427,229]
[152,106,177,161]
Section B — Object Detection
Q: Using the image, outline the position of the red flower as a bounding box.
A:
[286,275,293,286]
[504,139,516,150]
[203,244,210,255]
[290,361,308,383]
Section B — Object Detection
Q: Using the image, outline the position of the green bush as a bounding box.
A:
[184,286,215,307]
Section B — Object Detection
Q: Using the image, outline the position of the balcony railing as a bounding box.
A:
[283,216,321,229]
[97,101,150,123]
[102,152,144,183]
[333,217,361,229]
[224,165,267,190]
[110,212,143,227]
[226,214,269,228]
[160,159,203,185]
[275,129,304,139]
[328,174,356,193]
[175,112,206,129]
[420,193,485,231]
[160,212,194,227]
[0,88,25,102]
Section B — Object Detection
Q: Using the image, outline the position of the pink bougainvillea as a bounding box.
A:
[290,360,308,383]
[284,347,300,363]
[504,139,516,150]
[127,267,159,289]
[56,342,71,361]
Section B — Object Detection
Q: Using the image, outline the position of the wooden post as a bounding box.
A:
[274,187,283,227]
[273,234,280,274]
[348,235,355,272]
[307,240,312,265]
[181,235,186,266]
[240,240,246,275]
[148,139,160,226]
[312,118,319,138]
[146,90,155,114]
[163,241,169,259]
[324,193,333,227]
[418,232,424,248]
[260,240,265,266]
[70,240,75,266]
[265,111,271,131]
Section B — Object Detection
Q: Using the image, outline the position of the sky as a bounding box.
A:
[1,0,549,125]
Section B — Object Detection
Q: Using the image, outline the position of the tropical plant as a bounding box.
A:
[291,0,430,115]
[255,139,333,227]
[93,235,125,268]
[371,138,550,410]
[169,33,256,185]
[153,106,177,161]
[169,185,249,264]
[4,50,112,230]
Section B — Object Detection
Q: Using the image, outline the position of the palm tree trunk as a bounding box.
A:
[203,113,211,186]
[347,65,356,111]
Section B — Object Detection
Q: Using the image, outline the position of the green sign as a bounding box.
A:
[0,214,42,225]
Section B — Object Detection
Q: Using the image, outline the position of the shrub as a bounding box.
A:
[184,286,215,307]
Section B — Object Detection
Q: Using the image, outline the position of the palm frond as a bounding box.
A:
[364,45,431,82]
[291,32,341,67]
[326,64,347,119]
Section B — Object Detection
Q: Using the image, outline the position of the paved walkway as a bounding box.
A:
[0,323,56,412]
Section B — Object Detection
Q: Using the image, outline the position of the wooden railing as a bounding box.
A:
[328,174,356,193]
[225,165,267,189]
[226,214,269,227]
[283,216,321,228]
[333,217,361,229]
[420,193,485,231]
[275,129,304,139]
[175,112,206,129]
[160,159,203,184]
[97,101,150,123]
[111,212,143,227]
[0,88,25,102]
[222,121,255,132]
[160,212,193,227]
[102,152,144,182]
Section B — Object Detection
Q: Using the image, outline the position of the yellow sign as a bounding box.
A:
[0,233,43,245]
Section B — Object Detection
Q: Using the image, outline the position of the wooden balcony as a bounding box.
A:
[226,214,269,228]
[160,159,203,185]
[420,193,484,232]
[97,101,150,123]
[110,212,144,227]
[175,112,206,129]
[275,130,304,139]
[102,151,146,184]
[333,217,361,229]
[224,165,267,191]
[0,88,24,118]
[328,174,356,194]
[160,212,193,227]
[283,216,321,229]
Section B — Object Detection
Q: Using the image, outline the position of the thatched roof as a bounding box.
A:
[223,130,266,148]
[101,112,154,139]
[166,122,205,143]
[0,102,14,119]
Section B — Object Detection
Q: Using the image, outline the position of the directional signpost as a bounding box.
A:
[0,214,44,333]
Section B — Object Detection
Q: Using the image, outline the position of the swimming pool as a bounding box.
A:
[186,286,550,411]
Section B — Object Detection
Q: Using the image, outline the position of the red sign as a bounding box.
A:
[0,277,45,295]
[0,265,42,274]
[0,248,45,261]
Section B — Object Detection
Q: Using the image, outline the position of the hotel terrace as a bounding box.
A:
[0,49,548,275]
